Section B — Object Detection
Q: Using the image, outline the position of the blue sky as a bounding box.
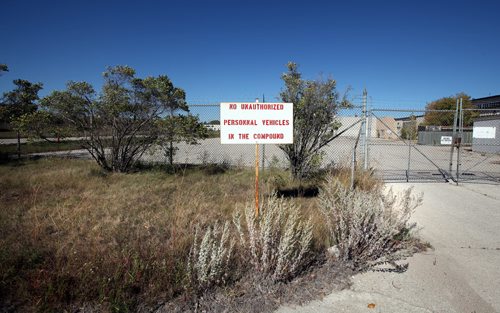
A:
[1,0,499,111]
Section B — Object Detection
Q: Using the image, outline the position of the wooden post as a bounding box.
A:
[254,98,260,218]
[255,143,259,218]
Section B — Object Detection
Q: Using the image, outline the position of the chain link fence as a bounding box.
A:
[140,102,500,184]
[139,104,367,173]
[4,100,497,184]
[368,107,500,183]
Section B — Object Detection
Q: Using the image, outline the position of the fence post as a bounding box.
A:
[449,99,459,178]
[406,132,412,182]
[351,126,362,190]
[456,98,463,185]
[365,103,372,170]
[351,143,356,190]
[360,89,367,169]
[261,144,265,172]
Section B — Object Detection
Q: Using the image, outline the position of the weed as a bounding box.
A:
[318,176,423,270]
[186,222,234,291]
[233,195,313,282]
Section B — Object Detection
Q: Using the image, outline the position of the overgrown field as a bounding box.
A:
[0,158,424,312]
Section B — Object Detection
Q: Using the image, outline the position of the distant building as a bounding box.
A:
[472,95,500,117]
[472,95,500,110]
[471,95,500,154]
[376,117,398,139]
[334,116,377,138]
[394,115,424,137]
[472,115,500,154]
[205,124,221,131]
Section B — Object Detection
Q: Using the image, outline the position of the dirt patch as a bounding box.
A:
[138,259,353,313]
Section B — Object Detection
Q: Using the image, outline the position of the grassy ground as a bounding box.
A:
[0,158,385,312]
[0,159,317,311]
[0,140,87,155]
[0,131,18,139]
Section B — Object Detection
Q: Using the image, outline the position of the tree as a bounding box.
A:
[40,66,187,172]
[400,115,417,140]
[0,64,8,75]
[0,79,43,158]
[157,114,208,165]
[279,62,350,179]
[423,93,477,127]
[139,75,192,166]
[14,110,71,142]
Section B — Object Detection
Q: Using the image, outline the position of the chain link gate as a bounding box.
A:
[365,103,500,183]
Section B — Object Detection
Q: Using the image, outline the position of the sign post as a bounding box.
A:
[255,143,259,217]
[220,101,293,217]
[255,99,259,218]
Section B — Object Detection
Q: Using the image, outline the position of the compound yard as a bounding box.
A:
[140,137,500,183]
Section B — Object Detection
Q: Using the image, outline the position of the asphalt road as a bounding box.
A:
[276,182,500,313]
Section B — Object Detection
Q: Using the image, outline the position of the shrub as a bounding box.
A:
[186,221,234,291]
[318,177,422,270]
[233,195,313,282]
[278,62,351,180]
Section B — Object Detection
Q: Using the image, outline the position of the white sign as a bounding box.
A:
[220,102,293,144]
[473,127,496,139]
[440,136,452,145]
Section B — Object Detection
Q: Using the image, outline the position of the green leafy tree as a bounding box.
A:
[14,110,71,142]
[424,93,477,127]
[157,114,208,165]
[40,66,187,172]
[0,79,43,158]
[139,75,191,166]
[279,62,350,179]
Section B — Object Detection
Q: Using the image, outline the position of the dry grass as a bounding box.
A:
[0,158,418,312]
[0,158,259,311]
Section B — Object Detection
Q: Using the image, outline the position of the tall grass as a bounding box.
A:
[0,158,256,311]
[0,158,422,312]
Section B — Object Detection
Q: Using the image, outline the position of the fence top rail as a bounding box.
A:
[461,108,500,112]
[188,103,220,107]
[372,108,500,113]
[371,108,456,113]
[188,103,365,109]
